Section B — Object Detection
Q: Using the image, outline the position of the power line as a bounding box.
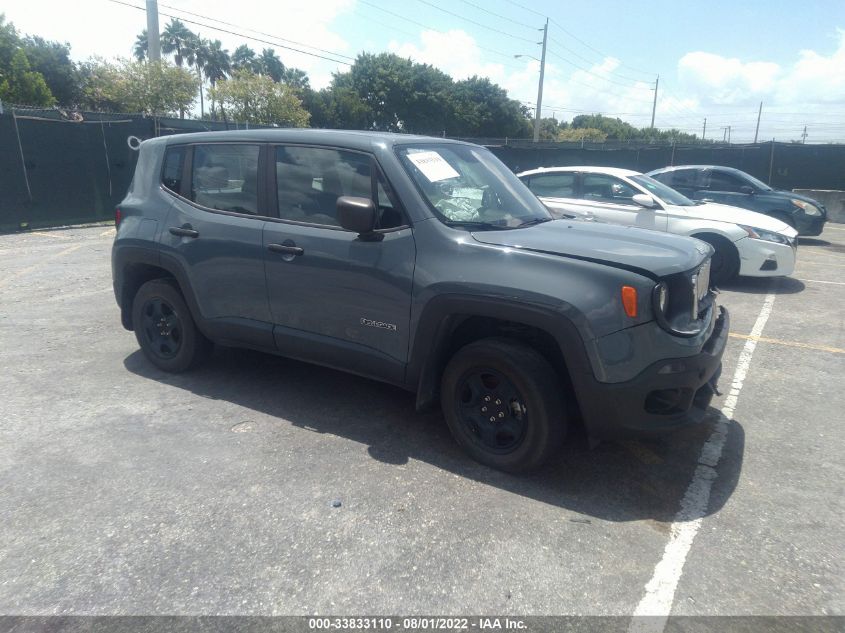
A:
[107,0,352,66]
[156,1,356,61]
[548,17,653,77]
[414,0,539,44]
[356,0,527,69]
[544,47,650,89]
[457,0,537,30]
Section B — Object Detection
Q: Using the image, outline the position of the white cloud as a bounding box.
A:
[389,29,506,82]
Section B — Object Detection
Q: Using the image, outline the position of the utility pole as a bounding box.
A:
[702,118,706,141]
[650,75,659,129]
[721,126,731,143]
[801,125,808,144]
[753,101,762,144]
[146,0,161,62]
[533,18,548,143]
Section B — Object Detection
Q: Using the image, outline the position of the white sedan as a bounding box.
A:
[517,166,798,284]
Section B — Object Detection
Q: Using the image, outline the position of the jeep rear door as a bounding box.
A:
[263,144,415,384]
[159,142,273,347]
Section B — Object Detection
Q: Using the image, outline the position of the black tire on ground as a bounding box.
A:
[695,234,740,285]
[440,337,566,473]
[131,278,211,372]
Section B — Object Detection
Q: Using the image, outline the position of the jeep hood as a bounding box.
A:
[471,220,711,278]
[677,202,796,236]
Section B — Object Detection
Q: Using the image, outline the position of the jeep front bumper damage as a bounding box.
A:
[577,306,730,438]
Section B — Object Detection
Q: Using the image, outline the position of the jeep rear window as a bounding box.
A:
[397,144,551,229]
[191,144,260,215]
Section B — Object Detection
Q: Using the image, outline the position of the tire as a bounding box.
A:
[696,234,740,285]
[131,279,211,372]
[440,337,566,473]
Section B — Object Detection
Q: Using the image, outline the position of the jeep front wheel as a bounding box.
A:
[132,279,210,372]
[440,338,566,473]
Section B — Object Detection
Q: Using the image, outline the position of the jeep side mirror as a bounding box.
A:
[740,185,755,195]
[337,196,377,235]
[632,193,657,209]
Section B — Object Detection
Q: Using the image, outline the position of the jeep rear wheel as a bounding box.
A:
[441,338,566,473]
[132,279,210,372]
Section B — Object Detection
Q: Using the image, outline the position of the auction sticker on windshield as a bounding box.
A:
[406,151,460,182]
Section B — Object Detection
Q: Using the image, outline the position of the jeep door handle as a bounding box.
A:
[169,226,199,238]
[268,243,304,256]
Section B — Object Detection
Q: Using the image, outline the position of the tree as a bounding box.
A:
[161,19,194,68]
[210,69,309,126]
[0,48,54,105]
[259,48,284,82]
[133,30,147,62]
[557,127,608,142]
[190,35,210,118]
[22,35,79,105]
[0,14,55,106]
[231,44,259,73]
[448,76,531,138]
[302,86,371,129]
[80,58,197,116]
[282,66,309,90]
[203,40,230,118]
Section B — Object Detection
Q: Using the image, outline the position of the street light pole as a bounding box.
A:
[533,19,548,143]
[146,0,161,62]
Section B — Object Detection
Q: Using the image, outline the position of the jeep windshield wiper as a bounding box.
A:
[443,220,512,231]
[517,217,554,228]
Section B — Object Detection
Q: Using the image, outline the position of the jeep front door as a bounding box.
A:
[263,145,415,383]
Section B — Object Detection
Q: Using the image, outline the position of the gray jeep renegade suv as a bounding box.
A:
[112,130,728,472]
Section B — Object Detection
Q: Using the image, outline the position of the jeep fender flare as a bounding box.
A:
[406,294,598,412]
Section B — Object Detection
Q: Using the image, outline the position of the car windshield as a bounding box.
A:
[397,144,552,229]
[631,174,696,207]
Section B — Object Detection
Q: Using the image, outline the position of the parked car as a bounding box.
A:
[113,130,727,473]
[646,165,827,236]
[517,166,798,285]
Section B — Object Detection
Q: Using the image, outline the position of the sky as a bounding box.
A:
[3,0,845,142]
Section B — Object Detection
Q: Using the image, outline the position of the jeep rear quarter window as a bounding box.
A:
[191,144,260,214]
[161,146,185,194]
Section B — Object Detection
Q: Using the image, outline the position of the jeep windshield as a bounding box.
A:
[397,144,552,230]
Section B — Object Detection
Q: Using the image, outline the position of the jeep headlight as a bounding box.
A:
[791,199,822,216]
[739,225,790,244]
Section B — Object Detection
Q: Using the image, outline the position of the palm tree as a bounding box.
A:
[161,19,194,67]
[231,44,258,74]
[259,48,284,82]
[204,39,231,119]
[133,30,148,61]
[191,36,210,118]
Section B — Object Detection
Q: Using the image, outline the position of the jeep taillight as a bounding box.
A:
[115,208,122,228]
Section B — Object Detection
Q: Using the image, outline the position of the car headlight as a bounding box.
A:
[791,199,822,216]
[739,225,790,244]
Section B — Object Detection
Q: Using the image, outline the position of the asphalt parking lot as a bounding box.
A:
[0,224,842,621]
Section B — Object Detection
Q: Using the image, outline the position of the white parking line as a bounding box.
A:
[628,288,778,633]
[798,279,845,285]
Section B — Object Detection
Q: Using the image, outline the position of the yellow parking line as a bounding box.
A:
[796,260,845,268]
[729,332,845,354]
[0,244,83,290]
[31,231,70,239]
[100,228,116,237]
